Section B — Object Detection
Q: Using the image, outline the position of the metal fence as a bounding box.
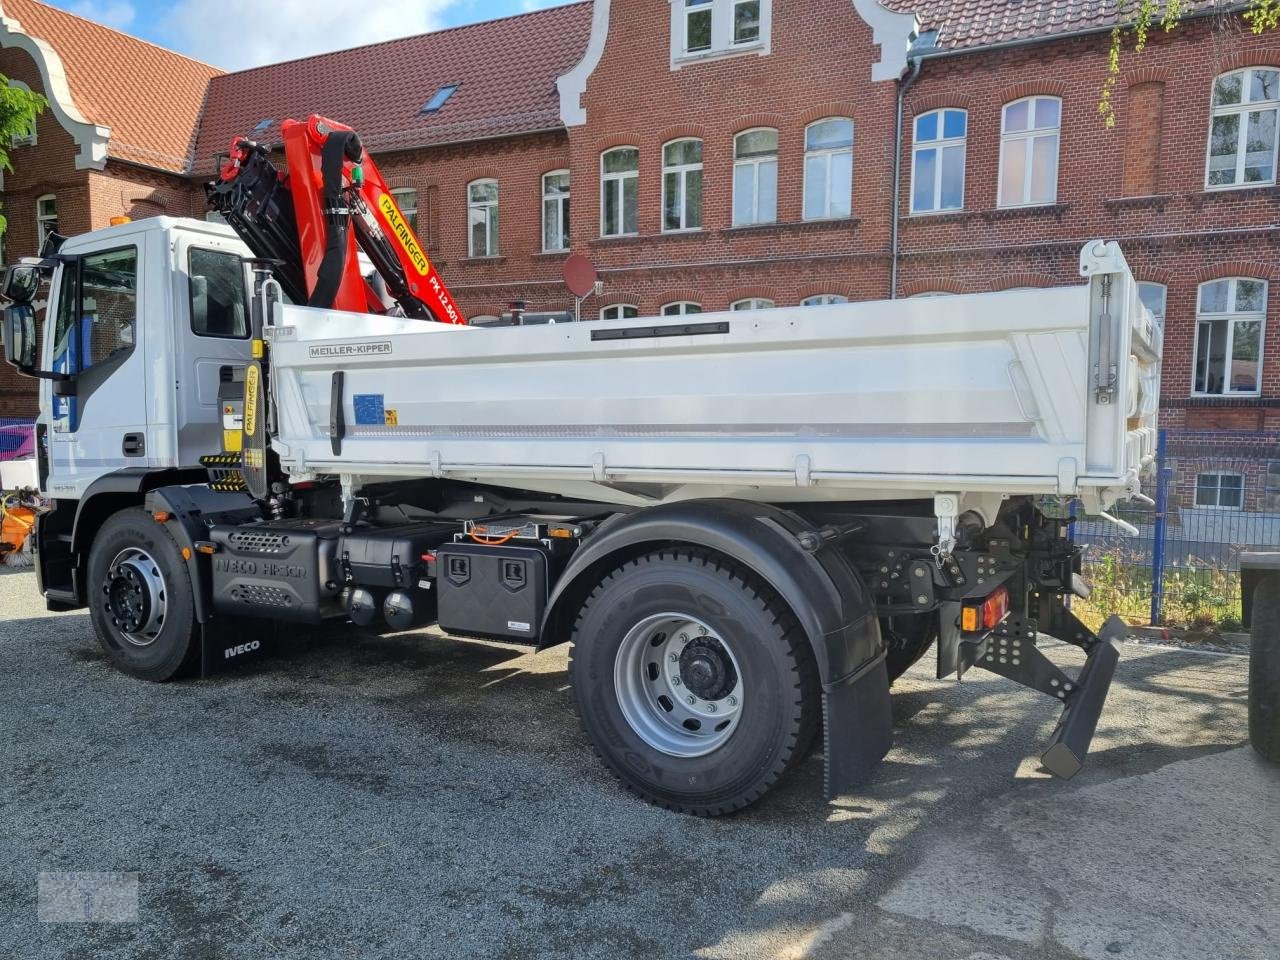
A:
[1072,429,1280,629]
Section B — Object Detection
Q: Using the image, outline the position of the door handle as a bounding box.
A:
[122,432,145,457]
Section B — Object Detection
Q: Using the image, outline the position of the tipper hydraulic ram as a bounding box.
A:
[1,115,1161,814]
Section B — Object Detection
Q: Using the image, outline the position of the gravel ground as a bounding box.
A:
[1,566,1275,960]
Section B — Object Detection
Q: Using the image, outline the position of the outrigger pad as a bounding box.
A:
[1040,615,1126,778]
[824,654,893,799]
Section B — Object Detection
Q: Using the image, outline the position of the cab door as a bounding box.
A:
[44,243,149,496]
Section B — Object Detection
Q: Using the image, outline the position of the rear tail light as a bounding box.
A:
[961,585,1010,633]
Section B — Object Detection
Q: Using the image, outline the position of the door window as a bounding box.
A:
[51,247,138,375]
[189,247,249,338]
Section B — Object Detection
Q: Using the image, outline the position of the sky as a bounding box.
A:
[47,0,579,70]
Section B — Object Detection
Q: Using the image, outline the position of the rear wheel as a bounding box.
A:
[87,507,200,681]
[881,614,937,683]
[569,549,819,815]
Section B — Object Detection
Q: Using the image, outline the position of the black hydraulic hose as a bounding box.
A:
[308,131,362,310]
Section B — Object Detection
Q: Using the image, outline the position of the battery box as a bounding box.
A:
[209,518,345,623]
[339,523,457,589]
[436,542,549,642]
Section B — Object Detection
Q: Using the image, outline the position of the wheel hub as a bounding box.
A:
[100,547,167,647]
[679,638,737,701]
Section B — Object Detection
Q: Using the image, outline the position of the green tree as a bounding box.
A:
[0,77,48,235]
[1100,0,1280,127]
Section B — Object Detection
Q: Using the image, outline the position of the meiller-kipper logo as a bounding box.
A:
[378,193,430,276]
[307,342,394,359]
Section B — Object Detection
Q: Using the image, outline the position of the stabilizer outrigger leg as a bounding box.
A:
[965,607,1125,779]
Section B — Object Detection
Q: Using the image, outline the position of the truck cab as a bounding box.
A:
[1,217,254,603]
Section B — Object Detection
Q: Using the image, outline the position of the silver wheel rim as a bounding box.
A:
[613,612,745,758]
[101,547,168,647]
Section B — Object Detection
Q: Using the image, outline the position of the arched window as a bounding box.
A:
[911,109,966,213]
[662,138,703,232]
[600,304,639,321]
[733,128,777,226]
[1194,277,1267,395]
[661,301,702,315]
[1137,281,1167,326]
[36,194,58,251]
[601,147,639,237]
[998,96,1060,207]
[390,187,418,234]
[9,80,36,147]
[908,291,952,298]
[542,170,570,252]
[801,294,848,306]
[803,119,853,220]
[731,297,774,311]
[1206,67,1278,187]
[467,179,498,257]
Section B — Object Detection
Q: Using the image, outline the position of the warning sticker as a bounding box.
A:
[353,394,386,426]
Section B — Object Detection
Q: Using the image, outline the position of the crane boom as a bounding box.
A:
[206,114,466,325]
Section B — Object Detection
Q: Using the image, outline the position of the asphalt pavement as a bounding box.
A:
[1,566,1275,960]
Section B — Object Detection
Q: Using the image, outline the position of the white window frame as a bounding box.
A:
[732,127,778,226]
[661,301,703,315]
[390,187,418,235]
[731,297,774,310]
[600,304,639,321]
[803,118,854,221]
[1205,67,1279,189]
[910,108,967,214]
[801,294,848,306]
[662,138,703,233]
[1194,471,1245,510]
[467,179,498,258]
[997,96,1061,208]
[1193,277,1267,397]
[600,147,639,238]
[1137,281,1167,327]
[908,291,952,298]
[36,194,57,249]
[541,170,570,253]
[669,0,771,66]
[8,80,35,147]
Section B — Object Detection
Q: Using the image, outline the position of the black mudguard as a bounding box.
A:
[540,498,891,796]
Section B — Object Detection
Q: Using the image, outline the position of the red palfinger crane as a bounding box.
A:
[207,114,466,325]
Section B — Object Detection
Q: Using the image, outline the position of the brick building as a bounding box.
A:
[0,0,1278,513]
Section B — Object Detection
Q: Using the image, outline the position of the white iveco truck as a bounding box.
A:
[2,216,1161,814]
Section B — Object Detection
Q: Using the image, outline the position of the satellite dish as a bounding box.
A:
[563,254,598,299]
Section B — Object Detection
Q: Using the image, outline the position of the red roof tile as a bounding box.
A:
[192,2,593,174]
[2,0,220,172]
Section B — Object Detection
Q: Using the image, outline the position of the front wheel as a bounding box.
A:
[87,507,200,681]
[569,549,819,815]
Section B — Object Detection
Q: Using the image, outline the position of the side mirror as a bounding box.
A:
[2,264,41,305]
[2,301,36,373]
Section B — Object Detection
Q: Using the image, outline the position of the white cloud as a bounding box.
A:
[66,0,137,31]
[155,0,460,70]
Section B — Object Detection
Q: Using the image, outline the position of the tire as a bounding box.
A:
[881,614,938,683]
[568,548,820,816]
[1250,574,1280,764]
[86,507,200,682]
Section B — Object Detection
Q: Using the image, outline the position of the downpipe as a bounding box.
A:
[889,56,922,300]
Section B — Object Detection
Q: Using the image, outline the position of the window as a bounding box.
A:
[1194,277,1267,396]
[909,291,952,298]
[662,301,703,315]
[601,147,639,237]
[1195,472,1244,509]
[676,0,768,59]
[803,119,853,220]
[731,298,774,310]
[911,109,966,213]
[467,179,498,257]
[999,96,1060,207]
[52,246,138,378]
[542,171,570,252]
[189,248,248,339]
[601,304,639,321]
[9,81,35,147]
[663,139,703,232]
[733,128,777,226]
[421,83,459,114]
[1138,281,1167,326]
[1206,68,1278,188]
[801,294,848,306]
[36,194,58,252]
[391,187,418,235]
